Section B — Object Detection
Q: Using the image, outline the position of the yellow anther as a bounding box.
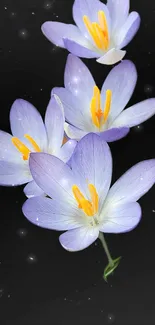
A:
[90,86,112,128]
[83,10,109,51]
[11,137,31,161]
[12,134,41,160]
[103,90,112,122]
[72,184,99,217]
[98,11,109,49]
[88,184,99,215]
[24,134,41,152]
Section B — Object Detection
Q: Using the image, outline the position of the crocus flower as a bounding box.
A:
[0,95,77,198]
[41,0,140,65]
[23,133,155,279]
[52,54,155,142]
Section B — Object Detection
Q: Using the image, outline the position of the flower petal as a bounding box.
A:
[59,226,99,251]
[64,54,95,103]
[0,130,21,163]
[64,123,88,140]
[56,139,77,163]
[29,152,76,205]
[107,0,129,31]
[52,87,89,130]
[112,99,155,128]
[100,202,141,233]
[73,0,111,40]
[0,160,31,186]
[63,38,99,58]
[23,180,45,198]
[70,133,112,209]
[41,22,83,48]
[105,159,155,206]
[10,99,47,150]
[115,12,141,49]
[99,127,129,142]
[96,48,126,65]
[45,95,65,153]
[23,196,81,231]
[101,60,137,123]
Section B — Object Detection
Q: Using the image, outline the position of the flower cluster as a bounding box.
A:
[1,0,155,280]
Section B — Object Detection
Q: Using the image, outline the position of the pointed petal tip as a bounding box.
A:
[96,49,126,65]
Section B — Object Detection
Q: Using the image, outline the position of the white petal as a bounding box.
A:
[96,48,126,65]
[100,201,141,233]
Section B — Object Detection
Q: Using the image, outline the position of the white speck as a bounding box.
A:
[140,177,143,181]
[152,210,155,213]
[8,294,11,298]
[40,88,43,91]
[107,313,115,323]
[18,29,29,40]
[10,12,16,17]
[17,228,27,238]
[32,12,35,15]
[26,254,38,264]
[4,6,7,10]
[36,218,39,221]
[44,1,54,9]
[64,297,67,301]
[88,297,91,300]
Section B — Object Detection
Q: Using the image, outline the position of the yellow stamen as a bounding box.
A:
[11,134,41,160]
[103,90,112,122]
[98,11,109,49]
[72,184,99,217]
[24,134,41,152]
[11,137,31,161]
[83,10,109,50]
[90,86,112,128]
[88,184,99,215]
[83,16,102,49]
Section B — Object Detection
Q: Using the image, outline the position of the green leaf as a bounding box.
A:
[103,256,122,282]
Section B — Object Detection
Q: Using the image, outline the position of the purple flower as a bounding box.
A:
[52,55,155,142]
[0,95,77,198]
[23,133,155,277]
[41,0,140,65]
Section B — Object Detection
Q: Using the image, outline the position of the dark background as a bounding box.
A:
[0,0,155,324]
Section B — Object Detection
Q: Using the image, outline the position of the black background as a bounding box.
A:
[0,0,155,324]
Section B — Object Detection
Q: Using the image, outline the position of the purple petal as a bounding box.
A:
[29,152,76,205]
[52,88,88,129]
[23,196,81,231]
[59,226,99,251]
[96,48,126,65]
[0,160,31,186]
[99,127,129,142]
[56,139,77,163]
[73,0,111,40]
[41,22,83,48]
[116,12,141,49]
[100,202,141,233]
[45,95,65,153]
[23,180,45,198]
[10,99,47,151]
[64,123,88,140]
[64,54,95,103]
[70,133,112,210]
[112,99,155,128]
[63,38,99,58]
[106,159,155,205]
[0,130,21,163]
[101,60,137,123]
[107,0,129,31]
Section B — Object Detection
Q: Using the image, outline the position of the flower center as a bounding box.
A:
[90,85,112,129]
[72,184,99,216]
[11,134,41,160]
[83,11,109,50]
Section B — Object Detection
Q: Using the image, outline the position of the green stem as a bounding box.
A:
[98,232,114,266]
